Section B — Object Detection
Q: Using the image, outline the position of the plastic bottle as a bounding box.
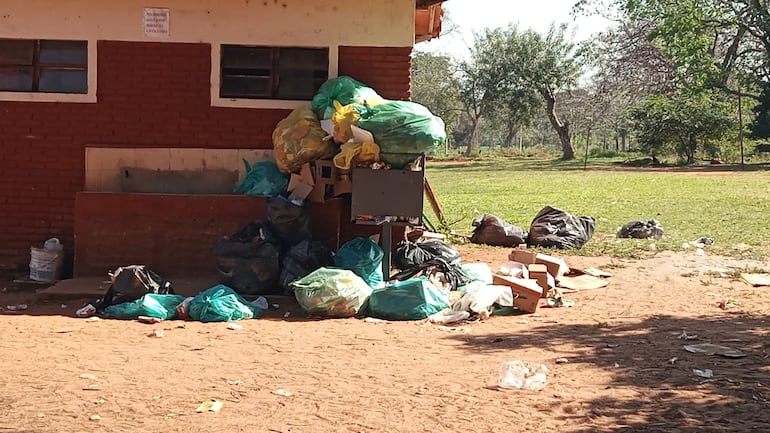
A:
[44,238,63,251]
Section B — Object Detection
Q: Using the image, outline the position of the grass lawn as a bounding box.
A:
[425,157,770,260]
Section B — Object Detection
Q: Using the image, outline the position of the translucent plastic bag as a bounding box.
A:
[368,277,450,321]
[311,76,385,120]
[104,294,186,320]
[356,101,446,165]
[334,237,384,288]
[291,267,372,317]
[498,360,549,391]
[187,285,261,322]
[233,160,289,197]
[272,107,335,173]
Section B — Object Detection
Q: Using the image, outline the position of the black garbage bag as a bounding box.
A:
[469,214,529,247]
[389,257,470,291]
[94,265,174,312]
[214,221,282,295]
[264,196,311,248]
[280,239,335,295]
[617,219,664,239]
[527,206,596,249]
[393,239,461,270]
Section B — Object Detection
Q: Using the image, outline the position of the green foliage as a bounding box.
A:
[426,158,770,259]
[411,52,462,139]
[629,93,734,163]
[749,81,770,140]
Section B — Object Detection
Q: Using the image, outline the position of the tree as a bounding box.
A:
[411,52,462,147]
[477,24,583,159]
[630,92,734,163]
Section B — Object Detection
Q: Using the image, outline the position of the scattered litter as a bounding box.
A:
[741,273,770,287]
[694,237,715,246]
[226,380,242,385]
[137,316,162,324]
[249,296,269,310]
[89,414,101,421]
[428,309,470,325]
[82,384,100,391]
[583,267,613,278]
[271,389,293,398]
[719,298,739,310]
[555,358,569,364]
[435,325,470,333]
[678,331,698,340]
[60,304,67,309]
[613,362,620,368]
[684,343,746,358]
[79,373,97,380]
[696,248,705,256]
[5,304,28,311]
[149,329,164,338]
[546,296,575,308]
[616,219,664,239]
[283,312,291,318]
[226,323,243,331]
[692,369,714,378]
[196,399,223,413]
[669,357,678,364]
[363,317,389,323]
[271,303,280,310]
[76,304,97,317]
[84,316,101,322]
[557,274,609,291]
[498,360,548,391]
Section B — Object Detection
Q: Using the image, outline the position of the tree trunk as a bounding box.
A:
[687,133,697,164]
[542,88,575,160]
[464,116,481,157]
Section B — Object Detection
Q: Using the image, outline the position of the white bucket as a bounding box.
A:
[30,246,64,282]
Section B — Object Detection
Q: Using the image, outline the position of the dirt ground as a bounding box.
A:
[1,245,769,433]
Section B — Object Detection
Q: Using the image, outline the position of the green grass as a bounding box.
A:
[424,158,770,259]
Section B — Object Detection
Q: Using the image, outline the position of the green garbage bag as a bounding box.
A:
[292,267,372,317]
[311,76,385,120]
[368,277,450,321]
[104,294,186,320]
[334,237,384,288]
[356,101,446,166]
[233,159,289,197]
[187,285,261,322]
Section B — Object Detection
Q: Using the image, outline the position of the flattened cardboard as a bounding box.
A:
[492,274,543,313]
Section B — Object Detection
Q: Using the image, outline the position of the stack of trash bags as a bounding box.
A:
[271,75,446,176]
[470,206,596,250]
[213,195,334,296]
[76,265,264,322]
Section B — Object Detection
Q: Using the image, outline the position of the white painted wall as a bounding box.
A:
[0,0,415,105]
[0,0,415,46]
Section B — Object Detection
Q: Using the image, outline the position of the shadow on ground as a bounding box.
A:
[447,313,770,432]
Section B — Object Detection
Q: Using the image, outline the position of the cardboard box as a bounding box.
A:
[509,249,537,265]
[308,160,352,203]
[535,253,569,280]
[527,263,550,297]
[492,274,543,313]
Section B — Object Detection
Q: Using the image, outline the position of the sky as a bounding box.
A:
[416,0,614,58]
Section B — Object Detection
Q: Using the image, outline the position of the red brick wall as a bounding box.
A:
[0,41,412,269]
[338,46,412,100]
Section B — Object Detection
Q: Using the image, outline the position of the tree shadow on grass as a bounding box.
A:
[447,313,770,432]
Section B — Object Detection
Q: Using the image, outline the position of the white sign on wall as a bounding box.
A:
[144,7,170,38]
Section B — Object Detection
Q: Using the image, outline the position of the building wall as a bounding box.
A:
[0,1,414,269]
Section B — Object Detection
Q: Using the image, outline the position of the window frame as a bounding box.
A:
[0,38,96,103]
[212,43,337,110]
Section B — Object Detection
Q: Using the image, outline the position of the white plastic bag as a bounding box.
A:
[498,360,549,390]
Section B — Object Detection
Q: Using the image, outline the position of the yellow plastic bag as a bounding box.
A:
[331,101,361,143]
[272,107,335,173]
[333,141,380,170]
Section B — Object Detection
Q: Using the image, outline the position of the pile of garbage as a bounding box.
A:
[75,230,612,325]
[233,75,446,201]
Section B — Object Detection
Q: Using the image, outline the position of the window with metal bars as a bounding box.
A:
[220,45,328,100]
[0,39,88,94]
